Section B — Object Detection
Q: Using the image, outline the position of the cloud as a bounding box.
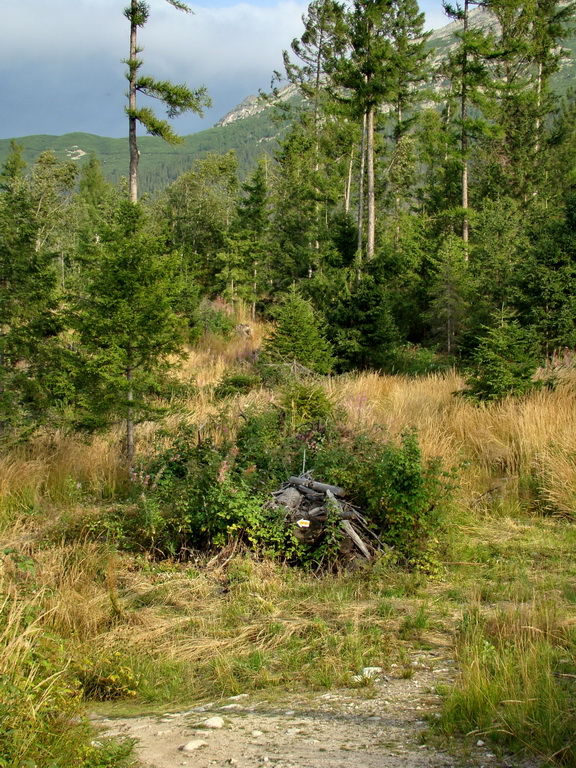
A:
[0,0,307,138]
[0,0,448,139]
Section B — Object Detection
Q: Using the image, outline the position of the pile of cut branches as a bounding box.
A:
[268,473,391,563]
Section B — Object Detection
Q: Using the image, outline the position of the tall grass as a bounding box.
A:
[0,570,134,766]
[438,601,576,764]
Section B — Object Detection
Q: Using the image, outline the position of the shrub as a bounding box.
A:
[86,411,452,569]
[214,369,261,398]
[310,427,452,566]
[260,286,334,375]
[463,312,540,401]
[279,380,336,428]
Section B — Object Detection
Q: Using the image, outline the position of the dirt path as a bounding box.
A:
[93,650,518,768]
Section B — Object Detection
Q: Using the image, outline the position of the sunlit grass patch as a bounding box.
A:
[437,600,576,765]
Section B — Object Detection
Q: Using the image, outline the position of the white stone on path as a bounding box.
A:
[180,739,208,752]
[203,716,225,729]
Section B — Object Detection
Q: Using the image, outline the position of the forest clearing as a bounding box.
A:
[1,321,575,767]
[3,0,576,764]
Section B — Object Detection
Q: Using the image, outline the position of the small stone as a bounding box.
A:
[251,730,264,737]
[220,704,243,710]
[228,694,249,700]
[362,666,383,677]
[477,739,485,747]
[284,710,295,716]
[204,716,225,729]
[180,739,208,752]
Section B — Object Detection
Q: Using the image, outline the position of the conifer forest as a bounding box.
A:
[1,1,576,767]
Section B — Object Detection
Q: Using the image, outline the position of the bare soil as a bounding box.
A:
[93,649,534,768]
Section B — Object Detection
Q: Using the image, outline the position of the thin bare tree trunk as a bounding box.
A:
[366,105,375,261]
[357,111,367,260]
[345,146,354,213]
[128,1,139,204]
[125,361,135,466]
[461,0,469,260]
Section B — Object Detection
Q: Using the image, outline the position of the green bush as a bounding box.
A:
[279,381,336,427]
[463,313,540,401]
[310,427,452,566]
[0,589,135,767]
[87,411,452,569]
[214,370,261,398]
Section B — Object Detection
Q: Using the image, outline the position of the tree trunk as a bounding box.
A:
[345,146,354,214]
[356,110,367,270]
[125,354,135,466]
[128,0,139,204]
[461,0,469,260]
[366,104,375,261]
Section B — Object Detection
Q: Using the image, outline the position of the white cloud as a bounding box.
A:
[0,0,307,137]
[0,0,448,138]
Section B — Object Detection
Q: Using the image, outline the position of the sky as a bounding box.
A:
[0,0,449,140]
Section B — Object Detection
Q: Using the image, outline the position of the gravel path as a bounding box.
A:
[93,650,529,768]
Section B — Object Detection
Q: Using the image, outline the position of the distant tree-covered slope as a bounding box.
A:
[0,110,286,195]
[2,4,575,195]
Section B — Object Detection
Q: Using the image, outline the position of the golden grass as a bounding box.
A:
[325,370,576,512]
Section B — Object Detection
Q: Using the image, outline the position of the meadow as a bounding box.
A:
[1,323,575,767]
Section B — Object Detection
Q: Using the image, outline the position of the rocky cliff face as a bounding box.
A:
[215,84,298,128]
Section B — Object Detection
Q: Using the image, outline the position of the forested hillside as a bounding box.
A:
[4,0,575,420]
[0,111,284,194]
[2,1,576,766]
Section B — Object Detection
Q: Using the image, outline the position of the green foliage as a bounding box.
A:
[0,590,135,767]
[0,147,75,435]
[279,380,336,428]
[74,201,185,452]
[386,344,452,376]
[75,651,140,701]
[192,297,237,341]
[437,606,576,765]
[214,369,262,398]
[464,311,541,401]
[261,285,334,374]
[310,427,452,565]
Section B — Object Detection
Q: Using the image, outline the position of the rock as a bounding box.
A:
[203,716,225,729]
[477,739,485,746]
[228,693,249,700]
[251,730,264,737]
[220,703,243,710]
[274,487,303,510]
[180,739,208,752]
[362,666,383,677]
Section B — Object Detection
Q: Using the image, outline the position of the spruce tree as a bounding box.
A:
[77,201,184,463]
[0,145,64,434]
[261,285,334,374]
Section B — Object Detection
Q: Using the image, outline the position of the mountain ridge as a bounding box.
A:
[2,5,574,192]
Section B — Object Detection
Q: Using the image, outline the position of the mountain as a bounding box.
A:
[1,7,575,194]
[0,108,286,196]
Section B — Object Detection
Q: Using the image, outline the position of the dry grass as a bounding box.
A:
[326,370,576,514]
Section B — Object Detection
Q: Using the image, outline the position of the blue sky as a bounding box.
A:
[0,0,449,140]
